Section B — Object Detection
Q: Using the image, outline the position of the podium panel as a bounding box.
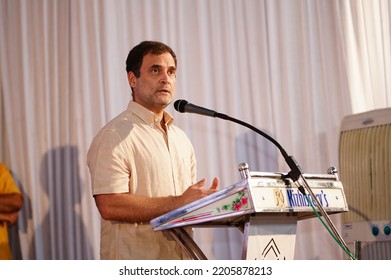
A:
[244,215,298,260]
[150,165,348,259]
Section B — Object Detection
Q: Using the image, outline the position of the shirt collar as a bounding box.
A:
[127,100,174,127]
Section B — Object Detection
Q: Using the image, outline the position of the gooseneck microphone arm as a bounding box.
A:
[173,99,353,259]
[216,113,304,182]
[173,99,302,180]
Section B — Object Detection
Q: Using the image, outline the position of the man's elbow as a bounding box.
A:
[94,195,114,220]
[97,206,112,220]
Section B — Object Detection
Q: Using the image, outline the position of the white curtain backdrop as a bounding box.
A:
[0,0,390,260]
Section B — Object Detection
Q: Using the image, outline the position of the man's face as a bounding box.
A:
[128,52,176,115]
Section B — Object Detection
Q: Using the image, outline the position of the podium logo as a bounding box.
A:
[274,189,285,207]
[260,238,286,260]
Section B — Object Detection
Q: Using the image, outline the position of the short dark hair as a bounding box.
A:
[125,41,177,77]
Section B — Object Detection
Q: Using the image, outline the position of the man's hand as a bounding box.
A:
[179,177,219,205]
[0,212,19,226]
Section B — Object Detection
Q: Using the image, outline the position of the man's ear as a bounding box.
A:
[127,72,137,87]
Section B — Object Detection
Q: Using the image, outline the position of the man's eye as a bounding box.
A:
[151,68,159,74]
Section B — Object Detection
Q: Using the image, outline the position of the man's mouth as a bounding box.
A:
[158,89,170,94]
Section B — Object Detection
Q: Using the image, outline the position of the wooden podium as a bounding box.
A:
[150,163,348,260]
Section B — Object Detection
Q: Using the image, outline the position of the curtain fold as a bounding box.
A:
[0,0,390,260]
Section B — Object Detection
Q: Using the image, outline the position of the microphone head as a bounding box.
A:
[173,99,188,113]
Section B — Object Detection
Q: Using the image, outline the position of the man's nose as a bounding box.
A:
[160,73,170,83]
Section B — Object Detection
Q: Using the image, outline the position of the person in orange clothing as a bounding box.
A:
[0,163,23,259]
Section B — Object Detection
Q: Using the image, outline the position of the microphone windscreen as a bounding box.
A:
[173,99,188,113]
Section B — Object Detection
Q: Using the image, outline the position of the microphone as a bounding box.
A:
[173,99,301,180]
[174,99,219,118]
[173,99,353,259]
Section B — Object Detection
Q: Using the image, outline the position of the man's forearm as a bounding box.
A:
[0,193,23,213]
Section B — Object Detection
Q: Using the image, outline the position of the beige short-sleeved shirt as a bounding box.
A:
[87,101,197,259]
